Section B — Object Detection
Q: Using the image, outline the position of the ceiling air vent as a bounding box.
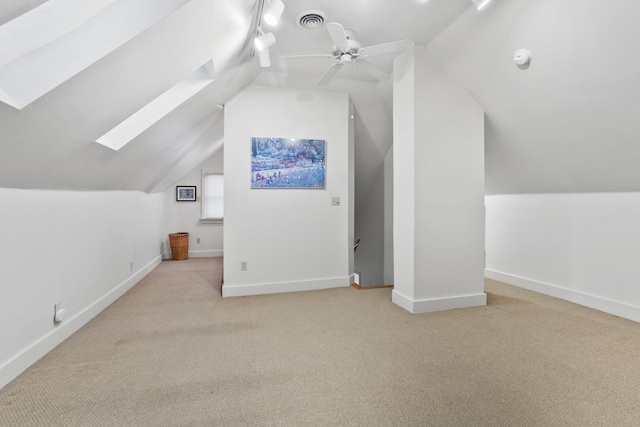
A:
[296,9,326,29]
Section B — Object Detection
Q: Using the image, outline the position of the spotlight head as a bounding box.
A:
[254,32,276,51]
[264,0,285,26]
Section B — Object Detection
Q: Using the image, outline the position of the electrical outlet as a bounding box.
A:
[240,261,247,271]
[196,237,201,244]
[54,303,66,323]
[129,261,133,271]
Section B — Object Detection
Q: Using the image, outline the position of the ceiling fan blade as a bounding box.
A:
[326,22,350,52]
[359,39,413,57]
[317,62,343,85]
[354,59,389,81]
[280,53,334,60]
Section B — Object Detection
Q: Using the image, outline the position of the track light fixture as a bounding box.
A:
[254,31,275,51]
[254,0,282,69]
[263,0,285,26]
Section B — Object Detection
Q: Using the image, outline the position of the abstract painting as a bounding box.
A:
[251,137,326,189]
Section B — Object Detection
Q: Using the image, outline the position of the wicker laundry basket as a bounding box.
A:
[168,232,189,261]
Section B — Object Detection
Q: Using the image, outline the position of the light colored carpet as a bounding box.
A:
[1,257,640,426]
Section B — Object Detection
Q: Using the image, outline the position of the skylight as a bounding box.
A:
[96,60,216,151]
[0,0,119,68]
[0,0,191,110]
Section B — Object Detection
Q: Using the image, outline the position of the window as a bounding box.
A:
[202,173,223,220]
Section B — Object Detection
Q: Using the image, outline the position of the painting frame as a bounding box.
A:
[251,137,326,189]
[176,186,197,202]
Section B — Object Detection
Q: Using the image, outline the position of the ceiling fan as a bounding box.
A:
[282,22,412,85]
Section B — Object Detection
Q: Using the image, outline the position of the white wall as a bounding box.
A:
[252,72,394,289]
[383,147,394,285]
[353,143,393,287]
[392,45,417,302]
[223,86,353,296]
[351,89,394,287]
[163,150,224,258]
[354,162,385,286]
[485,193,640,322]
[392,45,486,314]
[0,189,164,388]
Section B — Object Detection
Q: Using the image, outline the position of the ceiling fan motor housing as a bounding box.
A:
[333,39,361,57]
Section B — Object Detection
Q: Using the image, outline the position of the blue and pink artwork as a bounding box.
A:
[251,137,326,189]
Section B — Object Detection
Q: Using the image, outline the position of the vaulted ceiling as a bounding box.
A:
[0,0,260,192]
[1,0,639,195]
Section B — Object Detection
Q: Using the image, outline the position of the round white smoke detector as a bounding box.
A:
[514,49,532,66]
[296,9,327,29]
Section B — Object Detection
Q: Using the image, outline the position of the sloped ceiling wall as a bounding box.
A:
[2,0,638,196]
[429,0,640,194]
[0,0,474,196]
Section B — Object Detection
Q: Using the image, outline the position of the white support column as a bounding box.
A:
[392,45,486,314]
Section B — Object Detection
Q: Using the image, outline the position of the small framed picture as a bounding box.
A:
[176,186,196,202]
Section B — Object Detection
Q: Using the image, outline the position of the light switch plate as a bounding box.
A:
[331,197,340,206]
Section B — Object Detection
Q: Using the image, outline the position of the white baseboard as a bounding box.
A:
[0,255,162,390]
[189,250,223,258]
[485,269,640,323]
[392,290,487,314]
[162,250,223,260]
[222,276,351,297]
